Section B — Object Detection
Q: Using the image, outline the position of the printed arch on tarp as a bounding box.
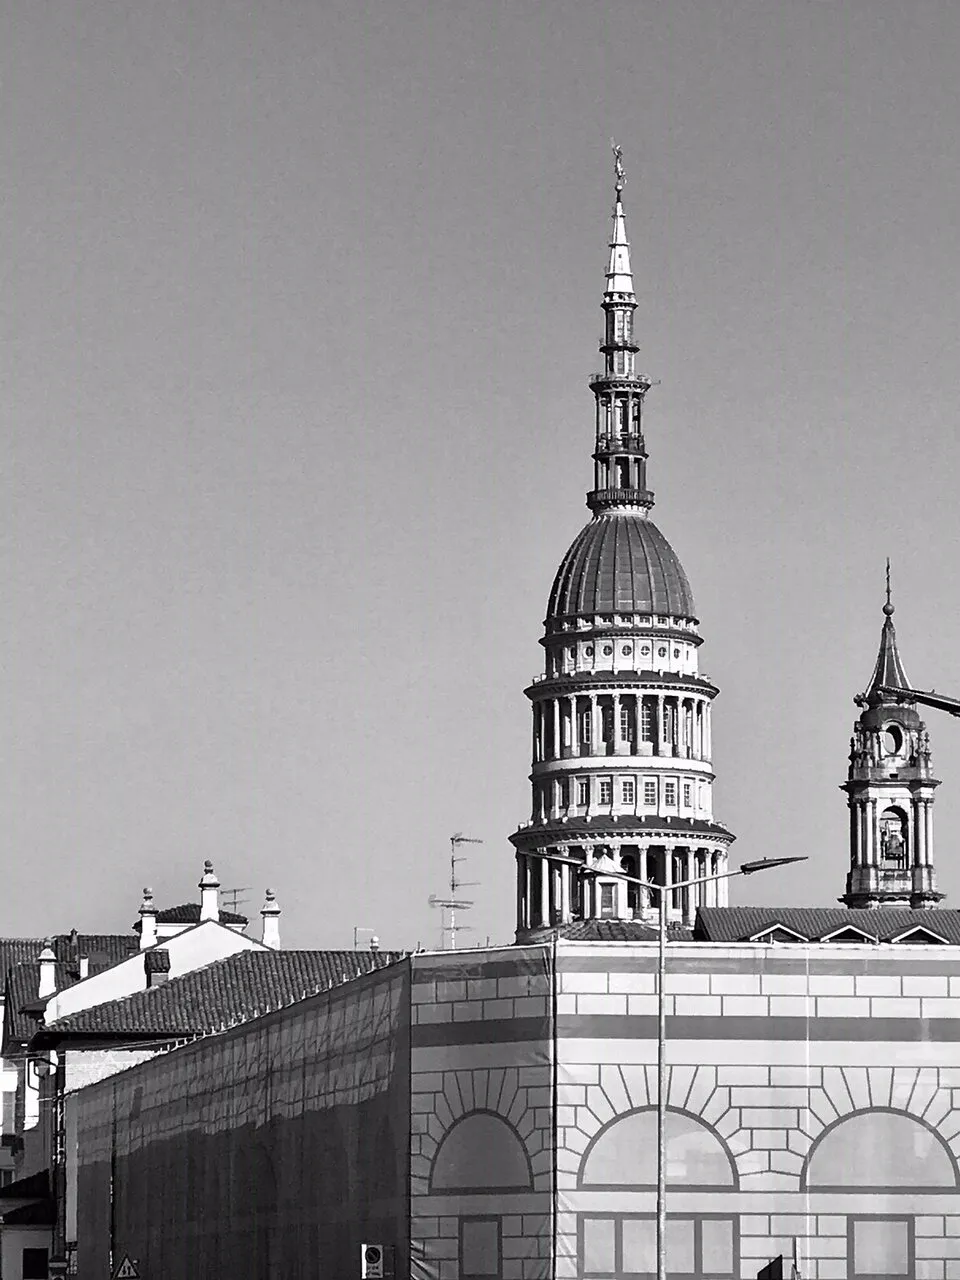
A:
[429,1110,533,1193]
[802,1108,959,1191]
[578,1106,738,1189]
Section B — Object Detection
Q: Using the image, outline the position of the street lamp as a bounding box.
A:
[530,849,807,1280]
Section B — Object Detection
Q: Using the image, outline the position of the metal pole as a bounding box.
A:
[657,884,667,1280]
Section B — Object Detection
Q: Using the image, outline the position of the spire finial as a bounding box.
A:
[884,557,894,616]
[611,138,625,196]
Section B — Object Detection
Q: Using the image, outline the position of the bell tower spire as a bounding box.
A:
[587,144,654,515]
[842,566,942,909]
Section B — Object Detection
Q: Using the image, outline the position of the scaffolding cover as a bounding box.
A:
[74,960,411,1280]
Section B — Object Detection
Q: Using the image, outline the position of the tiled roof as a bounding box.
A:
[150,903,248,926]
[525,919,693,944]
[694,907,960,945]
[34,949,408,1044]
[1,934,139,1054]
[0,940,45,978]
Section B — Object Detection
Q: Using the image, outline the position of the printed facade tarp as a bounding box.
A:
[74,960,411,1280]
[407,945,555,1280]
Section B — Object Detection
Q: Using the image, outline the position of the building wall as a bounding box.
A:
[71,960,411,1280]
[65,939,960,1280]
[552,941,960,1280]
[408,947,555,1280]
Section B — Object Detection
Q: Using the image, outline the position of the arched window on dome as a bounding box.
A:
[802,1109,958,1192]
[579,1107,737,1190]
[430,1112,533,1194]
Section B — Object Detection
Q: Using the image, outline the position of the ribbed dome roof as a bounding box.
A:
[547,514,696,622]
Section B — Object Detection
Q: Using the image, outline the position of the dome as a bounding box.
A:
[547,513,696,623]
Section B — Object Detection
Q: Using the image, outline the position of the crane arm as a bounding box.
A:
[876,685,960,719]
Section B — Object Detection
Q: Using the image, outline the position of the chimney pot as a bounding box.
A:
[260,889,281,950]
[139,887,158,950]
[144,948,171,988]
[199,861,220,923]
[38,939,57,1000]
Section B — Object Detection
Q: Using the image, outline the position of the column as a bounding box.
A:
[656,693,665,755]
[516,858,526,931]
[612,692,622,753]
[664,843,674,916]
[849,803,860,867]
[569,695,579,755]
[524,857,533,929]
[924,800,934,865]
[553,699,561,761]
[864,799,875,866]
[704,704,712,758]
[540,855,551,926]
[532,705,540,764]
[591,695,601,753]
[560,860,571,922]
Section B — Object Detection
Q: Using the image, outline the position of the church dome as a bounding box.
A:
[547,513,696,623]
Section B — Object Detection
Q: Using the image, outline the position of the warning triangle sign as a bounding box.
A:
[113,1257,140,1279]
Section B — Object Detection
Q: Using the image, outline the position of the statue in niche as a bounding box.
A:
[880,814,906,869]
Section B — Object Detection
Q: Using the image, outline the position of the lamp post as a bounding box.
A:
[531,849,807,1280]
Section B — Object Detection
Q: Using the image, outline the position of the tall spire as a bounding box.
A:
[863,560,911,702]
[606,141,635,298]
[588,145,653,515]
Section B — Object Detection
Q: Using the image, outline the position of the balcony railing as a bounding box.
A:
[590,369,652,387]
[595,433,645,454]
[588,487,655,508]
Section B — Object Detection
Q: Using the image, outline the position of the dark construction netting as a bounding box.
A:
[75,961,411,1280]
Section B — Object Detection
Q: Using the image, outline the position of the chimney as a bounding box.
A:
[38,941,56,1000]
[260,889,281,950]
[199,860,220,922]
[144,948,170,988]
[139,887,158,950]
[78,956,89,979]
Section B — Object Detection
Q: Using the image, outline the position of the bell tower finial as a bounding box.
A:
[885,557,893,615]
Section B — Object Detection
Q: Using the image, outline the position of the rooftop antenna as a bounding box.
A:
[221,887,252,916]
[353,926,379,951]
[429,833,482,950]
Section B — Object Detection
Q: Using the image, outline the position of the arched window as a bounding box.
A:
[802,1109,958,1191]
[430,1112,532,1193]
[579,1108,737,1189]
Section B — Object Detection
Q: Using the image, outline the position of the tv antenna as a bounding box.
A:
[429,833,482,950]
[221,887,252,917]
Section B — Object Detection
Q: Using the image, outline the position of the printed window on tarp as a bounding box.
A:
[580,1214,737,1280]
[577,1110,738,1279]
[578,1108,738,1190]
[460,1217,502,1280]
[430,1112,533,1193]
[803,1109,959,1191]
[848,1217,913,1280]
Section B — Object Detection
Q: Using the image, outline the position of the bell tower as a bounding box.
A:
[841,565,941,909]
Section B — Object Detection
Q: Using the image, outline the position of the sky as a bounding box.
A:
[3,2,960,950]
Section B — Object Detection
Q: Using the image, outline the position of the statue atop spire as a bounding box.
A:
[612,138,625,195]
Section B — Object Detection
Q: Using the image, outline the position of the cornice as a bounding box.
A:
[526,671,719,700]
[511,814,735,849]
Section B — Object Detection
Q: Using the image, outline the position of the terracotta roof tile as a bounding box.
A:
[694,906,960,944]
[34,949,407,1044]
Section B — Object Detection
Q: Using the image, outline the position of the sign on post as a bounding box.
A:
[113,1256,141,1280]
[360,1246,384,1280]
